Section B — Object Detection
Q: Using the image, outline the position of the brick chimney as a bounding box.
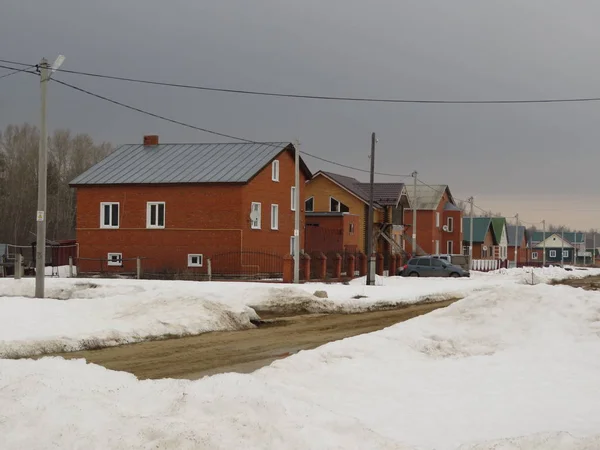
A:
[143,135,159,146]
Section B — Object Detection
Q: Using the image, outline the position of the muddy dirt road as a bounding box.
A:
[556,275,600,290]
[56,299,456,380]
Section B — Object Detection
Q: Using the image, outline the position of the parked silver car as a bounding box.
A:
[399,256,470,278]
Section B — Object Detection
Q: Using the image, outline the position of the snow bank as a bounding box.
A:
[2,283,600,449]
[0,292,258,358]
[0,266,598,358]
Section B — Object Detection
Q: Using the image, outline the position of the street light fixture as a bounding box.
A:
[35,55,65,298]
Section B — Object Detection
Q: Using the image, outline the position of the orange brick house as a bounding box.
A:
[403,184,463,255]
[70,137,311,274]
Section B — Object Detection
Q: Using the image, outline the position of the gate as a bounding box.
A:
[209,251,284,280]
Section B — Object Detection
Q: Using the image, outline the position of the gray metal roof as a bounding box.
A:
[405,184,451,210]
[70,142,310,185]
[507,225,527,247]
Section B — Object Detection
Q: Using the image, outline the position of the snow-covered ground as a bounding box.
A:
[2,281,600,449]
[1,266,599,358]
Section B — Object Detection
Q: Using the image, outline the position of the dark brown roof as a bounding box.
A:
[317,171,406,207]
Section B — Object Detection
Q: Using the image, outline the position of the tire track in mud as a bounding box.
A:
[54,299,458,380]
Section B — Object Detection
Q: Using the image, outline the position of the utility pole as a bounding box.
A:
[513,214,519,268]
[594,231,596,267]
[35,55,64,298]
[561,228,565,268]
[366,133,376,286]
[468,196,474,267]
[35,59,49,298]
[542,220,546,267]
[411,171,418,257]
[293,141,300,284]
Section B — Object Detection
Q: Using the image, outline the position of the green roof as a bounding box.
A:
[530,231,585,244]
[462,217,492,243]
[490,218,507,245]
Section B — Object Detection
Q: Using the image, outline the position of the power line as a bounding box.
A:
[0,64,37,79]
[7,57,600,105]
[53,78,409,178]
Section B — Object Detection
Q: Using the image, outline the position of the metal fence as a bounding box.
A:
[209,251,284,280]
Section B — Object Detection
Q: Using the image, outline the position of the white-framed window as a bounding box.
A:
[531,252,538,259]
[107,253,122,266]
[447,240,453,254]
[549,250,557,258]
[562,250,569,258]
[271,204,279,230]
[436,212,440,228]
[146,202,165,229]
[272,160,280,182]
[251,202,262,229]
[291,187,297,211]
[482,247,488,258]
[100,202,119,228]
[290,236,296,256]
[187,254,203,267]
[447,217,454,232]
[435,240,440,255]
[349,223,355,234]
[305,197,314,212]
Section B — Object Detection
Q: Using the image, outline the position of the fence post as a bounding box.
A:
[389,254,397,277]
[317,253,327,280]
[347,254,356,280]
[14,254,22,280]
[136,257,142,279]
[207,258,212,282]
[358,253,367,277]
[302,254,311,282]
[69,256,74,278]
[376,253,384,276]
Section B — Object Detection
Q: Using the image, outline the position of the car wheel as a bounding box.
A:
[409,272,419,277]
[450,272,460,278]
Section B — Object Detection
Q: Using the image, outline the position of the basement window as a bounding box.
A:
[107,253,122,267]
[187,254,203,267]
[146,202,165,229]
[100,202,119,228]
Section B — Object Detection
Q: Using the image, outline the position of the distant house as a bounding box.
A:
[462,217,494,259]
[507,225,529,264]
[304,172,410,262]
[529,232,586,265]
[403,184,464,256]
[70,137,312,274]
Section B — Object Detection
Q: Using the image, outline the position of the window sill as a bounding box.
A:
[146,226,166,230]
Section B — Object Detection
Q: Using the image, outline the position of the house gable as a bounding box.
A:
[534,233,574,249]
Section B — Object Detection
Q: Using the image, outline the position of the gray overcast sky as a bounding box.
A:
[2,0,600,229]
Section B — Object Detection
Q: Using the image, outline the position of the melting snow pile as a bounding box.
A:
[2,283,600,448]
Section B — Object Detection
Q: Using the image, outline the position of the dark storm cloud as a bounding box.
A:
[2,0,600,226]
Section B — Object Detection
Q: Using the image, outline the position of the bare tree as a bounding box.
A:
[0,123,112,245]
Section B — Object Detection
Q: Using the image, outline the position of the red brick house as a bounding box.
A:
[403,184,463,256]
[70,137,311,274]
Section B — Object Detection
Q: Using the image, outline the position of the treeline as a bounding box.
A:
[0,123,113,245]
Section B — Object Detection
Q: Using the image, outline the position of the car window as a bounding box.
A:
[432,259,445,267]
[408,259,419,266]
[417,259,431,267]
